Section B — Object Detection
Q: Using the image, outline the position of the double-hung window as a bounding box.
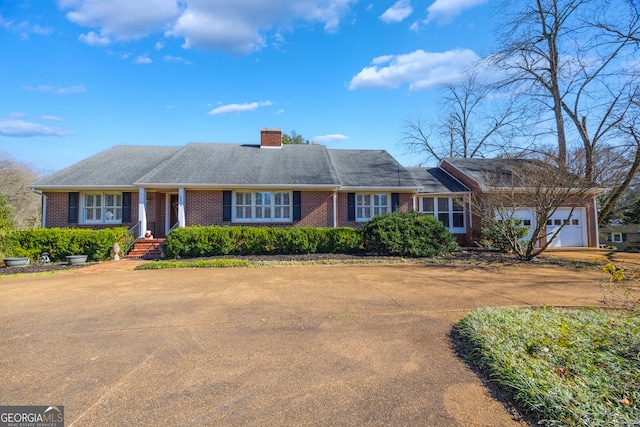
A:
[82,193,122,224]
[233,191,292,222]
[356,193,389,221]
[611,232,623,243]
[419,196,465,233]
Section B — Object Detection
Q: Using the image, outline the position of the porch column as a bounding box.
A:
[178,187,186,228]
[333,189,338,228]
[138,188,147,238]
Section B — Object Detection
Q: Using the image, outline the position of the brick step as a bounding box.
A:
[124,238,165,260]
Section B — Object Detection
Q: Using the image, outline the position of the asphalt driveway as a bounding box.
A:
[0,263,606,426]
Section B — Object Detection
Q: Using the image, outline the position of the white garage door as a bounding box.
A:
[546,208,585,247]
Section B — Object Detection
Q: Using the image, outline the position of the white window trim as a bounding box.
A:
[611,232,623,243]
[80,192,123,225]
[418,196,466,234]
[231,190,293,223]
[355,193,390,222]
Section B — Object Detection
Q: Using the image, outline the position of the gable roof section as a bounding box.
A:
[407,167,469,193]
[441,157,546,191]
[328,149,419,189]
[32,146,182,189]
[136,143,341,187]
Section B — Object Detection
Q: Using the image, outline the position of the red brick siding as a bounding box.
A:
[185,190,224,226]
[43,191,139,230]
[298,191,334,227]
[260,129,282,147]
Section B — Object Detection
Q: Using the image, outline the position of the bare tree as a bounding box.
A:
[492,0,640,221]
[0,152,41,229]
[401,71,523,165]
[476,160,595,260]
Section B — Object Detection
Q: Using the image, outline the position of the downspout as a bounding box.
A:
[333,188,338,228]
[31,188,47,228]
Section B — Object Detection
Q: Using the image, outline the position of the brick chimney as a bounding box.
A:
[260,128,283,149]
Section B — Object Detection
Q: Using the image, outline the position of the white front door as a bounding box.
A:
[546,208,585,247]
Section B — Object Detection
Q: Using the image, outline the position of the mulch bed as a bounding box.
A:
[0,249,597,276]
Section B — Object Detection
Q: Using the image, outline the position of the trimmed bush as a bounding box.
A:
[361,211,458,257]
[163,226,361,258]
[8,227,127,262]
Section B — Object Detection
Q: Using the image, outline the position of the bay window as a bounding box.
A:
[419,196,465,233]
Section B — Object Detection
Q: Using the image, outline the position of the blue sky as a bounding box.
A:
[1,0,496,173]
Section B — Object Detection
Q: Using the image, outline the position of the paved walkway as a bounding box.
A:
[0,263,609,426]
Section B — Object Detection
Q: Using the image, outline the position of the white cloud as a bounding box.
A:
[425,0,487,24]
[57,0,356,54]
[24,85,87,94]
[313,134,349,143]
[208,101,274,115]
[0,15,54,39]
[60,0,180,40]
[0,119,74,137]
[349,48,479,91]
[79,31,111,46]
[134,55,152,64]
[163,54,193,65]
[379,0,413,24]
[41,115,67,122]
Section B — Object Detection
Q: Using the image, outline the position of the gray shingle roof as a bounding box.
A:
[328,150,419,189]
[407,167,469,193]
[136,143,341,187]
[32,146,182,188]
[441,157,542,190]
[33,143,426,190]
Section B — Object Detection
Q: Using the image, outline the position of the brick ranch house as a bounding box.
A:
[31,128,601,248]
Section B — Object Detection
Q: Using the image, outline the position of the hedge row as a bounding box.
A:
[8,227,128,262]
[163,226,361,258]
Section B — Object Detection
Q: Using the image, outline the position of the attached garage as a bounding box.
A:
[509,207,588,248]
[545,208,586,247]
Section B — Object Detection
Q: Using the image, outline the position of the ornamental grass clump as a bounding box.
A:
[455,307,640,426]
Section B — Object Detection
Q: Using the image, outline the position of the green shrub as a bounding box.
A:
[361,211,458,257]
[8,227,127,262]
[163,226,361,259]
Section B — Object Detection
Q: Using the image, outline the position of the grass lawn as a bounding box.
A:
[455,307,640,426]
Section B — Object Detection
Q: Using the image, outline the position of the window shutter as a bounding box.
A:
[293,191,301,221]
[391,193,400,212]
[622,233,628,242]
[223,190,232,222]
[348,193,355,221]
[122,192,131,223]
[68,192,79,224]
